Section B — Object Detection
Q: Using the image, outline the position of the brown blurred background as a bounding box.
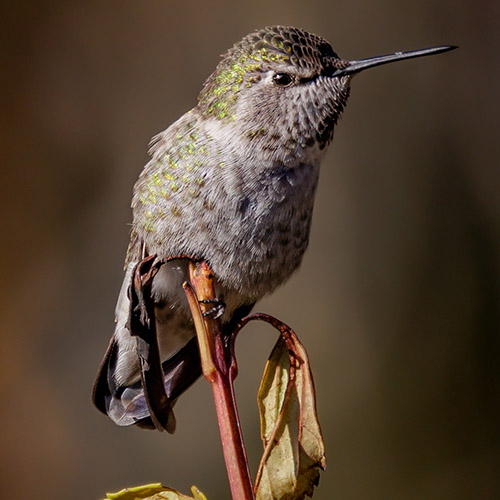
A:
[1,1,499,499]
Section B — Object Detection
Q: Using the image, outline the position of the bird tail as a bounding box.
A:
[92,259,202,433]
[92,333,201,432]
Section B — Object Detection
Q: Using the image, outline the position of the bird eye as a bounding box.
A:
[273,73,294,87]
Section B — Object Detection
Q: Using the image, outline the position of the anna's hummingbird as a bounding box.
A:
[93,26,455,432]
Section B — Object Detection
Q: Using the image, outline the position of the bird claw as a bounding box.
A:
[200,299,226,319]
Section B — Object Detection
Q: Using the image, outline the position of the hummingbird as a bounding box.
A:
[93,26,455,432]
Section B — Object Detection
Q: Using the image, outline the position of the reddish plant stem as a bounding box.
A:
[184,261,255,500]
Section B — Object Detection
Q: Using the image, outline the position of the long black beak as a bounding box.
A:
[332,45,457,77]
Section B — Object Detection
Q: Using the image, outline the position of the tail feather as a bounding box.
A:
[92,335,201,430]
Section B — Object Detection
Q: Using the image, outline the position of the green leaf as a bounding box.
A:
[104,483,207,500]
[255,333,326,500]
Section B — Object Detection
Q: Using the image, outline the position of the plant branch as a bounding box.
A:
[183,261,255,500]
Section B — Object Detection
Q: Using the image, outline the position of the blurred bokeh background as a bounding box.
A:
[2,1,499,499]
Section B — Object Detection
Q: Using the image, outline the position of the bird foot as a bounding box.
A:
[199,299,226,319]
